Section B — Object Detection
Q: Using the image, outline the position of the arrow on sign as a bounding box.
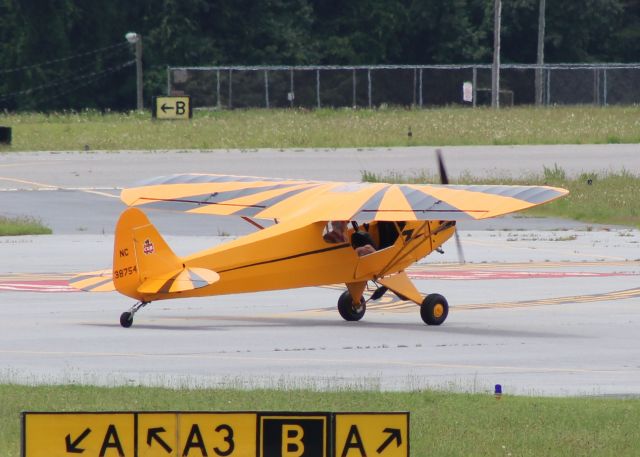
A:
[66,428,91,453]
[161,103,174,113]
[147,427,173,454]
[376,428,402,454]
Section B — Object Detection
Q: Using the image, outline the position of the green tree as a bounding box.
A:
[400,0,490,63]
[208,0,316,64]
[311,0,408,64]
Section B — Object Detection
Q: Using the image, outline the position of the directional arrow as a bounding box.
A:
[376,428,402,454]
[65,428,91,453]
[161,103,175,113]
[147,427,173,454]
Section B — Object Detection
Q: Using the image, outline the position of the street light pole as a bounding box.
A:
[491,0,502,108]
[125,32,143,111]
[535,0,546,106]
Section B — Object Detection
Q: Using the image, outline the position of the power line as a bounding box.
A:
[0,60,135,101]
[0,42,129,75]
[28,62,136,107]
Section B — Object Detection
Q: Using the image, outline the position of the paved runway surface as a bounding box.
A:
[1,147,639,396]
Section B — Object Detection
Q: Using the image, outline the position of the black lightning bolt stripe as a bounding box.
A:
[217,243,351,274]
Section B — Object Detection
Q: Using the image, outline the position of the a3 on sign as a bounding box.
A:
[138,412,256,457]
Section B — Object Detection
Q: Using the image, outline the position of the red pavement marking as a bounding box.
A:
[0,268,638,293]
[0,280,77,293]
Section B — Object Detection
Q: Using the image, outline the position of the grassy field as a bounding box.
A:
[0,106,639,151]
[0,215,51,236]
[2,384,639,457]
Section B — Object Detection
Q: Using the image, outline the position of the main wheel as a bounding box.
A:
[337,290,366,321]
[120,311,133,328]
[420,293,449,325]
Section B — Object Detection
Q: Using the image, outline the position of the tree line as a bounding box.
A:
[0,0,638,111]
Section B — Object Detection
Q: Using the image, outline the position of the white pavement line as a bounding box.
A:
[0,349,630,375]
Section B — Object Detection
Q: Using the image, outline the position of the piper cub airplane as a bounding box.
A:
[71,154,568,328]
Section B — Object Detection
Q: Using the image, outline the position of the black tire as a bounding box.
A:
[120,311,133,328]
[420,293,449,325]
[337,290,366,321]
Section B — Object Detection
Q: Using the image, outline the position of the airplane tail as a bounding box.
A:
[113,208,219,300]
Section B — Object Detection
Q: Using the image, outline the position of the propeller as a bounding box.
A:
[435,149,465,264]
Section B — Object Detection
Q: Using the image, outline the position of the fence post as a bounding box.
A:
[472,67,477,108]
[419,68,423,108]
[316,69,321,109]
[545,68,551,105]
[228,69,233,109]
[413,68,417,107]
[264,70,270,108]
[367,69,372,108]
[603,69,608,106]
[166,66,170,95]
[593,68,599,106]
[352,69,357,108]
[216,70,221,109]
[290,69,294,108]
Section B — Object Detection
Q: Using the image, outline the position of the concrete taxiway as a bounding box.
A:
[1,147,639,396]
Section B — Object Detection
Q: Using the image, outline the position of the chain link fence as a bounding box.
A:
[167,64,640,109]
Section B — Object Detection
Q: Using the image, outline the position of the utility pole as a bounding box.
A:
[535,0,546,106]
[125,32,143,111]
[491,0,502,108]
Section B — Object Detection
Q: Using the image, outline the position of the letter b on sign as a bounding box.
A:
[282,424,304,457]
[260,415,328,457]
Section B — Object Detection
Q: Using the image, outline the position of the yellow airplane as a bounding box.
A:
[71,154,568,328]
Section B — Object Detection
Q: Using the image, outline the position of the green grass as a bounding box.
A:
[1,106,639,151]
[363,166,640,228]
[0,215,51,236]
[2,384,639,457]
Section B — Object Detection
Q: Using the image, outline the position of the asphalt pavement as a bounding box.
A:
[1,146,639,396]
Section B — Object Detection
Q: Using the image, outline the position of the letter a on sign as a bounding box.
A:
[340,425,365,457]
[99,425,125,457]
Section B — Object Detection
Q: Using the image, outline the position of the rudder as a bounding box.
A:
[113,208,218,300]
[113,208,181,299]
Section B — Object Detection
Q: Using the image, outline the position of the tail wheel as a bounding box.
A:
[337,290,366,321]
[120,312,133,328]
[421,293,449,325]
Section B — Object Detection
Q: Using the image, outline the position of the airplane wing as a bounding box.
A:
[120,173,568,223]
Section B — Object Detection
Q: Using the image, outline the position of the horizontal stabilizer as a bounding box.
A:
[137,266,219,294]
[69,269,115,292]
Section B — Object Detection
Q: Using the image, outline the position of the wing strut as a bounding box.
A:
[241,216,265,230]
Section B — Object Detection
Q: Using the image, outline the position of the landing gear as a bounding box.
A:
[120,312,133,328]
[119,301,149,328]
[337,290,366,321]
[420,293,448,325]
